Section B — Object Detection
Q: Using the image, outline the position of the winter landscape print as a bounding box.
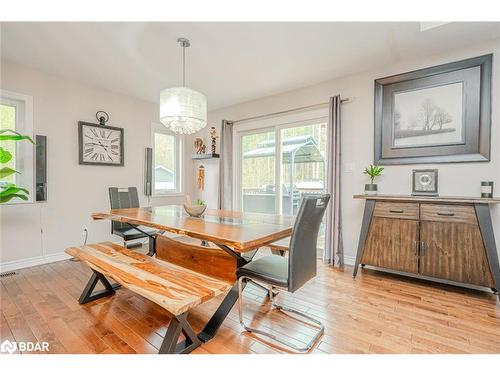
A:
[392,82,464,148]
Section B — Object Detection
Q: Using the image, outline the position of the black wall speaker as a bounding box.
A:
[35,135,47,202]
[144,147,152,196]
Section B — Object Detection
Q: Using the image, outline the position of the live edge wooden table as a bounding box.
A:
[352,194,500,299]
[92,205,293,343]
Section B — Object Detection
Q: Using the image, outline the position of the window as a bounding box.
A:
[152,123,182,195]
[0,90,34,204]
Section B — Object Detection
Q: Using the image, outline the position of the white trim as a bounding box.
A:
[0,89,35,204]
[343,255,356,266]
[0,252,71,273]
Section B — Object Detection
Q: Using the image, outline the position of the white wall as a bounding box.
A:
[0,60,194,271]
[2,38,499,271]
[194,39,500,264]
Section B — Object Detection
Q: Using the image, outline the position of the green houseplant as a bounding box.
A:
[363,165,384,195]
[0,129,35,203]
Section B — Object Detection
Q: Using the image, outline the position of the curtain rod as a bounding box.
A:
[232,97,351,124]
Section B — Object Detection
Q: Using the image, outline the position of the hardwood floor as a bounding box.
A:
[1,248,499,354]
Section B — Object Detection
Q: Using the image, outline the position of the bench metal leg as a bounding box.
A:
[78,271,121,304]
[159,312,201,354]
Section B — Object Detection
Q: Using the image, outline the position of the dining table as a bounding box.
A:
[92,204,293,343]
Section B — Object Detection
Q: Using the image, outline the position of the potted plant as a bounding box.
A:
[0,129,35,203]
[363,165,384,195]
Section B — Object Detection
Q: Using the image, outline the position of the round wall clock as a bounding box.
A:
[78,121,124,166]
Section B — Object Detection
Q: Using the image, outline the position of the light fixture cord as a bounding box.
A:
[182,43,186,87]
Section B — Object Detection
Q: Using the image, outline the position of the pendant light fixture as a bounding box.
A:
[160,38,207,134]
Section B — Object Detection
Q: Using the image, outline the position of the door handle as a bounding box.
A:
[437,212,455,216]
[420,241,425,256]
[413,240,418,256]
[389,209,404,213]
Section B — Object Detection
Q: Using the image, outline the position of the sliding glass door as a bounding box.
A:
[236,115,328,256]
[280,123,327,216]
[240,129,276,214]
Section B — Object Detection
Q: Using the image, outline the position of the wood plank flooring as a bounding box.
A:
[1,248,499,354]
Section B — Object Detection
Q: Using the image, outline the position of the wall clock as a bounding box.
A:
[78,121,124,166]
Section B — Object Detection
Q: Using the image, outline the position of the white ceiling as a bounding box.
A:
[1,22,500,110]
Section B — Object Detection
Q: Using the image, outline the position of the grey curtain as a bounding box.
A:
[218,120,234,210]
[324,95,344,266]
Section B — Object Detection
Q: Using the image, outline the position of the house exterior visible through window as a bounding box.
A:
[0,90,34,204]
[152,123,182,195]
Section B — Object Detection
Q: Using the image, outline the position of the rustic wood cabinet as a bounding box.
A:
[353,195,500,297]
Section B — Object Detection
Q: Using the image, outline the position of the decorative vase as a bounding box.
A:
[183,204,207,217]
[365,184,378,195]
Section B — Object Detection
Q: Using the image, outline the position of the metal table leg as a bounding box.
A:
[197,243,251,343]
[198,279,247,343]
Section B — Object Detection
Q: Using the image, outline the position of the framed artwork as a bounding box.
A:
[412,169,438,196]
[374,54,492,165]
[78,121,124,166]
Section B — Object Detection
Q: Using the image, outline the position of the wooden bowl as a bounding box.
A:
[183,204,207,217]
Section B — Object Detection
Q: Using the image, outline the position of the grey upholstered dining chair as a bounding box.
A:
[108,187,157,255]
[236,194,330,352]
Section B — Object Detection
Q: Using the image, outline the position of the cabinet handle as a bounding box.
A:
[421,241,425,256]
[413,240,418,256]
[389,209,404,213]
[437,212,455,216]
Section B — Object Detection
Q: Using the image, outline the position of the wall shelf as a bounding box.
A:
[191,153,220,160]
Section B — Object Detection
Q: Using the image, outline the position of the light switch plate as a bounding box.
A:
[345,162,355,173]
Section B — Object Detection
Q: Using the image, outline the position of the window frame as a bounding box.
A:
[151,122,183,196]
[233,107,329,213]
[0,90,34,205]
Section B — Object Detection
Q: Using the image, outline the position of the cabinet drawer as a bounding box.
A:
[373,202,419,220]
[420,204,477,225]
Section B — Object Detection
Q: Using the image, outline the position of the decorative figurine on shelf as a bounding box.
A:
[197,165,205,191]
[209,126,218,154]
[194,137,206,154]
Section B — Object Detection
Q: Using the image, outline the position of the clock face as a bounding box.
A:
[79,123,123,165]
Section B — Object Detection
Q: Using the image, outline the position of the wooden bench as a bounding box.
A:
[267,238,289,256]
[65,241,231,354]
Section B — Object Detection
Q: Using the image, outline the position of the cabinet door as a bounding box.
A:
[361,217,419,273]
[420,221,494,287]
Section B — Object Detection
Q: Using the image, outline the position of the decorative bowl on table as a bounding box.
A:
[183,203,207,217]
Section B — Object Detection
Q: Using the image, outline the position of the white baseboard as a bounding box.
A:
[0,252,71,273]
[343,255,356,266]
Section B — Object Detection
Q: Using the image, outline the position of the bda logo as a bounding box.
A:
[1,339,17,354]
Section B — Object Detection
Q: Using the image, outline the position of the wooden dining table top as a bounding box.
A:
[92,205,294,253]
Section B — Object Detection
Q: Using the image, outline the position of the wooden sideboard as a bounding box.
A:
[353,195,500,298]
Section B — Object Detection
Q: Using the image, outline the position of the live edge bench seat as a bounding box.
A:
[65,241,231,354]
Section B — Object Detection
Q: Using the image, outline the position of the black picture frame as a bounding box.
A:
[78,121,124,166]
[412,169,439,196]
[374,54,492,165]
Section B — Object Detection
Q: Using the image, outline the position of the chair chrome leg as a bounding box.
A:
[237,276,324,353]
[247,279,279,298]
